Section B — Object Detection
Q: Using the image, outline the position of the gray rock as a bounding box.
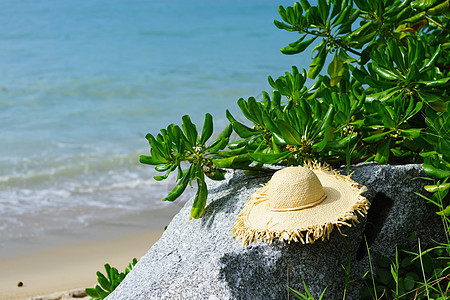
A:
[107,163,445,300]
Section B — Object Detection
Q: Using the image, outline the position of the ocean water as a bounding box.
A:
[0,0,308,250]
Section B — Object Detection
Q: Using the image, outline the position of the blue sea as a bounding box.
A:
[0,0,308,253]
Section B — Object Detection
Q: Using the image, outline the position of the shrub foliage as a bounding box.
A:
[140,0,449,220]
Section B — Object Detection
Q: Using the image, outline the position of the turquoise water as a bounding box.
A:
[0,0,307,243]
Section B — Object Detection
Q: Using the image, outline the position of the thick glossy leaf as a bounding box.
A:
[318,0,329,24]
[272,132,287,144]
[411,0,441,10]
[85,288,100,298]
[200,113,213,145]
[427,0,450,16]
[425,183,450,193]
[206,123,232,152]
[423,163,450,178]
[307,42,327,79]
[273,19,295,31]
[139,155,165,165]
[402,11,426,24]
[212,154,251,168]
[190,177,208,219]
[363,131,391,143]
[248,97,263,125]
[155,163,172,172]
[281,36,317,55]
[366,87,400,102]
[162,167,192,202]
[232,121,261,138]
[436,205,450,216]
[153,168,172,181]
[332,5,351,27]
[249,151,291,164]
[375,139,391,164]
[399,128,422,139]
[217,146,247,157]
[371,63,401,80]
[237,98,256,124]
[420,45,441,71]
[405,64,420,84]
[299,0,311,10]
[327,52,346,87]
[205,169,226,181]
[417,91,447,112]
[338,49,357,64]
[277,119,302,145]
[314,104,334,138]
[262,112,280,135]
[417,77,450,87]
[182,115,198,146]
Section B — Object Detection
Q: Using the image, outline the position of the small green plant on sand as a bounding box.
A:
[85,258,137,300]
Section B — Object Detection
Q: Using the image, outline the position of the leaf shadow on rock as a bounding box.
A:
[200,172,271,230]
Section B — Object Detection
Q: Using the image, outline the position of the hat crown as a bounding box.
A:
[267,167,325,211]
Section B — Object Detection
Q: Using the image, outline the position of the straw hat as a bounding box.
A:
[232,162,370,245]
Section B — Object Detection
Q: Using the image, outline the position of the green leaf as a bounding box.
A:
[281,36,317,55]
[427,0,450,16]
[200,113,213,145]
[417,91,447,112]
[398,128,422,139]
[421,44,441,71]
[216,146,247,157]
[237,98,256,123]
[318,0,329,24]
[436,205,450,216]
[375,139,391,164]
[212,154,251,168]
[411,0,441,11]
[262,112,280,135]
[423,163,450,178]
[338,48,357,64]
[425,183,450,193]
[327,51,346,87]
[249,151,291,164]
[299,0,311,10]
[365,87,400,102]
[307,42,327,79]
[153,167,173,181]
[162,167,192,202]
[85,288,100,298]
[206,124,232,153]
[97,276,112,292]
[277,119,302,145]
[139,155,165,165]
[231,121,261,138]
[363,131,391,143]
[190,177,208,219]
[205,169,227,181]
[405,64,420,84]
[371,63,401,80]
[182,115,198,146]
[332,5,351,27]
[417,77,450,87]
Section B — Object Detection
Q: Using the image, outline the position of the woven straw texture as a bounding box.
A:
[232,162,370,245]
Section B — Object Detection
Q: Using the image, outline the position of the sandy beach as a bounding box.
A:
[0,229,163,299]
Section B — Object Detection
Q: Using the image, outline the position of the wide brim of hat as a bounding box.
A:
[232,163,370,245]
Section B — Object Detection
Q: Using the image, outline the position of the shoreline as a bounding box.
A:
[0,229,164,299]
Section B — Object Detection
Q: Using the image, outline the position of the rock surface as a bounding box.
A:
[107,163,445,300]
